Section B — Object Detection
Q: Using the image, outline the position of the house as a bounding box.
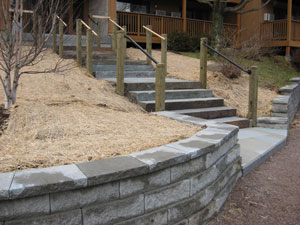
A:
[1,0,299,57]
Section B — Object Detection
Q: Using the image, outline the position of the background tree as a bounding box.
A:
[196,0,271,50]
[0,0,70,109]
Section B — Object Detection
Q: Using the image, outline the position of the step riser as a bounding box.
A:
[93,65,154,72]
[129,91,213,102]
[96,71,155,78]
[141,99,224,112]
[92,60,148,65]
[183,109,236,119]
[125,82,202,91]
[224,120,250,129]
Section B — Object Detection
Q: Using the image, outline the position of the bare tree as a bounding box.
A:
[0,0,70,109]
[196,0,272,50]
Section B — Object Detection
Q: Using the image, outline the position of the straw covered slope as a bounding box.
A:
[127,48,277,118]
[0,50,199,172]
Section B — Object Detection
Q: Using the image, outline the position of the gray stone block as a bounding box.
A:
[273,95,290,104]
[217,162,241,191]
[77,156,149,186]
[257,122,288,130]
[5,209,82,225]
[171,156,205,182]
[114,209,168,225]
[174,219,189,225]
[120,168,170,198]
[50,181,119,213]
[272,103,288,113]
[188,201,216,225]
[145,180,190,213]
[271,112,288,117]
[10,164,87,199]
[130,146,188,172]
[190,165,219,196]
[0,194,49,221]
[205,135,238,169]
[225,144,240,166]
[82,194,144,225]
[167,181,218,224]
[258,117,288,124]
[167,136,216,159]
[290,77,300,83]
[0,172,14,200]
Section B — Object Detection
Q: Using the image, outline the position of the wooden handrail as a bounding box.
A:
[56,15,67,27]
[9,9,33,14]
[80,19,98,37]
[92,15,110,20]
[109,18,125,31]
[143,25,166,40]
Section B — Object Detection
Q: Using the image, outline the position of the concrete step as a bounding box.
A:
[93,64,154,72]
[92,60,148,65]
[103,78,202,91]
[139,98,224,112]
[208,117,250,129]
[63,45,112,51]
[128,89,213,102]
[95,71,156,78]
[169,106,237,119]
[63,50,116,60]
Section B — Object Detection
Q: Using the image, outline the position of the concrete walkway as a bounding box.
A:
[238,127,287,176]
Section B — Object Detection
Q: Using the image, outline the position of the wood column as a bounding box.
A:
[109,0,117,34]
[182,0,187,32]
[68,0,74,34]
[286,0,292,56]
[237,13,241,48]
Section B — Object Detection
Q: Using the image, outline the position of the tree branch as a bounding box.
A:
[224,0,252,13]
[195,0,213,8]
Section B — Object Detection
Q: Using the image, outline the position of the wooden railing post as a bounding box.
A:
[59,20,64,58]
[76,19,82,66]
[86,29,93,75]
[155,63,166,112]
[161,34,167,76]
[52,17,57,53]
[248,66,258,127]
[97,22,101,48]
[116,30,125,96]
[38,16,42,46]
[146,25,152,65]
[123,26,127,54]
[112,19,118,52]
[200,37,208,89]
[33,11,38,46]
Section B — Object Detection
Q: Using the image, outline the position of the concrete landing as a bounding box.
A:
[239,127,288,176]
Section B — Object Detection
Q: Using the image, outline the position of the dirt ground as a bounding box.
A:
[208,111,300,225]
[0,50,199,173]
[127,48,277,118]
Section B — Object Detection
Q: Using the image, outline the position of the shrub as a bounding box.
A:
[291,48,300,69]
[220,62,241,79]
[167,31,211,52]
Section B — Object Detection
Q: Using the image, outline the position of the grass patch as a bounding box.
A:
[181,52,299,89]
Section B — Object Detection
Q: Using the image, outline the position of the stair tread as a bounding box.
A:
[129,89,210,94]
[169,106,236,113]
[140,97,223,104]
[104,77,197,83]
[208,116,249,122]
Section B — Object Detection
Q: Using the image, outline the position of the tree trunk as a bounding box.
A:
[4,72,12,109]
[211,0,225,51]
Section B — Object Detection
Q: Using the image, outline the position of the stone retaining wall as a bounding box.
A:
[258,77,300,130]
[0,114,241,225]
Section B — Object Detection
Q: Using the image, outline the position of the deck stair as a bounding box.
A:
[64,46,249,128]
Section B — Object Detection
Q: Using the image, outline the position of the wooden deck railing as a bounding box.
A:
[292,20,300,41]
[261,19,287,41]
[117,11,237,39]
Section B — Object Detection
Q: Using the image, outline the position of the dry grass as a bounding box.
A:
[127,48,277,118]
[0,50,199,172]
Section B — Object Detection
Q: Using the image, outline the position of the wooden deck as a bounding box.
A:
[261,19,300,48]
[117,11,237,44]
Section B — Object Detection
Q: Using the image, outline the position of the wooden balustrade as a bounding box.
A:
[261,19,287,41]
[292,20,300,41]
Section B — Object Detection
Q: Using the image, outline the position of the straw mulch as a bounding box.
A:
[0,50,199,173]
[127,48,277,118]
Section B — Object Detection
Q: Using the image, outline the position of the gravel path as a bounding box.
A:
[209,110,300,225]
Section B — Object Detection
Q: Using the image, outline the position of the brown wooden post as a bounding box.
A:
[137,14,141,36]
[116,30,125,96]
[123,26,127,55]
[38,16,42,46]
[76,19,82,66]
[248,66,258,127]
[286,0,293,58]
[68,0,74,34]
[237,13,241,48]
[86,29,93,75]
[161,34,168,76]
[59,20,64,58]
[200,37,208,89]
[97,22,101,48]
[52,18,57,53]
[155,63,166,112]
[112,20,118,52]
[33,11,38,46]
[146,25,152,65]
[182,0,187,32]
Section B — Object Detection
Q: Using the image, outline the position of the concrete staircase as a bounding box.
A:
[63,46,250,128]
